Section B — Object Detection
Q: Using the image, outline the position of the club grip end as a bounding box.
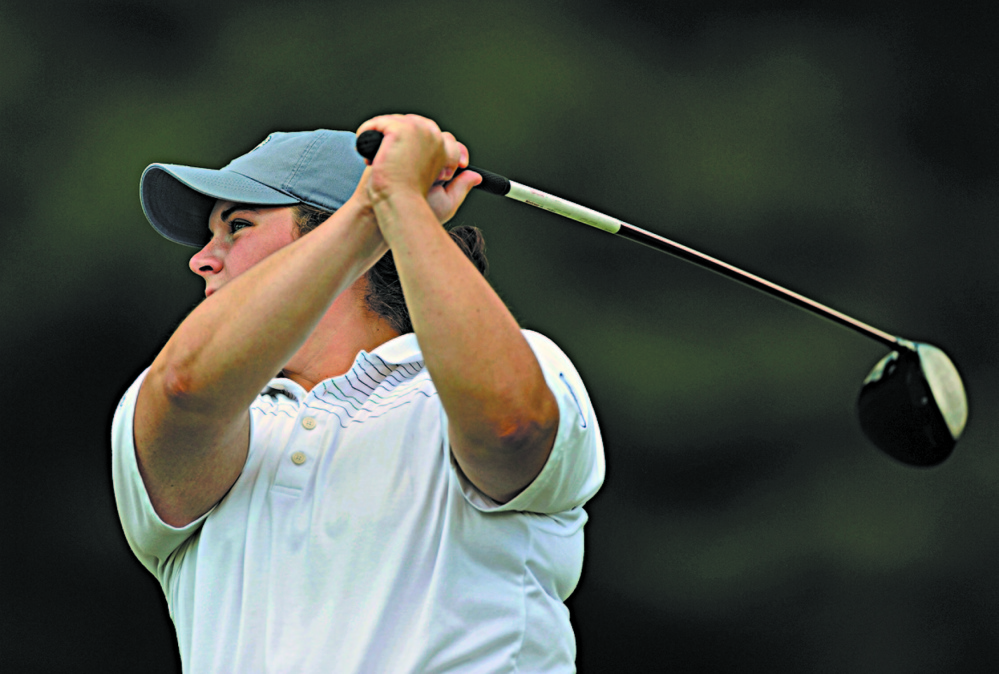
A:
[355,130,383,161]
[354,129,509,196]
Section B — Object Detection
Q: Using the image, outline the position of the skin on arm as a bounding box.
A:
[134,196,388,527]
[358,115,560,503]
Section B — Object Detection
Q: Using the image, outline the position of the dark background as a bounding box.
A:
[2,1,997,671]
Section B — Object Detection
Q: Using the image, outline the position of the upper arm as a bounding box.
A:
[446,330,576,504]
[447,380,559,504]
[448,331,605,514]
[132,365,250,528]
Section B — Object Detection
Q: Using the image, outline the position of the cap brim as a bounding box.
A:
[140,164,300,247]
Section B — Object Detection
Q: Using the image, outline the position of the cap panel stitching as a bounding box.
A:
[226,170,334,213]
[225,170,303,202]
[282,133,325,195]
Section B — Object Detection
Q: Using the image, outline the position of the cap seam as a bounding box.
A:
[228,169,346,214]
[283,133,324,194]
[225,170,306,204]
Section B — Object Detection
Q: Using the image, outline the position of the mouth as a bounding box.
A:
[206,287,216,298]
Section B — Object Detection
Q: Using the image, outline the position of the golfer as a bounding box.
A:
[111,114,604,673]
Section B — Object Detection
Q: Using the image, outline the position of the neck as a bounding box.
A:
[281,280,401,391]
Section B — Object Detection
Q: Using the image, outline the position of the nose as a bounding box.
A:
[189,239,223,277]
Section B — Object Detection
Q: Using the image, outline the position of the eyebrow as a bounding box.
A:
[208,204,259,239]
[220,204,259,222]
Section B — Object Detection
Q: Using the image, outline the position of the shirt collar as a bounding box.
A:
[364,332,423,365]
[266,333,424,398]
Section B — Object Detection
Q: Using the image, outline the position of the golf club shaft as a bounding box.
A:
[355,131,901,349]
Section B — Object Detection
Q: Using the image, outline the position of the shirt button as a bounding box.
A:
[291,452,307,465]
[301,416,317,430]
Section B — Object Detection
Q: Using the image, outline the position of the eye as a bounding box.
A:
[230,219,252,234]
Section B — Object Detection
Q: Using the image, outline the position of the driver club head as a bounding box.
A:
[857,341,968,467]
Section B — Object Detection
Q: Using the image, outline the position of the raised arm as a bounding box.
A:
[357,114,560,503]
[134,197,387,527]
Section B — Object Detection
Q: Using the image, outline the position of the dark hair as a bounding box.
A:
[292,203,489,334]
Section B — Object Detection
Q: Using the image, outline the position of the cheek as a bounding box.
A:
[227,249,257,276]
[231,234,293,274]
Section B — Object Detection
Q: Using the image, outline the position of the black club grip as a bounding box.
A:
[355,130,511,196]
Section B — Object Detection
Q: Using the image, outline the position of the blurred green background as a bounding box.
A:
[1,1,996,671]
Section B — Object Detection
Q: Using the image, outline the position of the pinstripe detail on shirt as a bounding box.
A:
[251,349,438,429]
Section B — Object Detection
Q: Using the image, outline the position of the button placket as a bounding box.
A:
[291,414,318,466]
[271,410,323,493]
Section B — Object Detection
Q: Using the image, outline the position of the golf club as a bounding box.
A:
[356,130,968,467]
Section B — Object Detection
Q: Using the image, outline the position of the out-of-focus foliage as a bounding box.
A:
[2,1,996,672]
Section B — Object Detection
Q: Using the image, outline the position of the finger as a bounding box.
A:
[440,132,466,167]
[436,133,470,182]
[355,114,414,164]
[356,113,407,137]
[405,113,442,135]
[357,114,448,191]
[444,168,482,200]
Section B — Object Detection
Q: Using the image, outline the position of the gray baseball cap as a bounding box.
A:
[139,129,367,248]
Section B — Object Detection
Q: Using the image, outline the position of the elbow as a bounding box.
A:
[493,389,560,455]
[484,392,560,502]
[155,363,203,411]
[450,387,560,504]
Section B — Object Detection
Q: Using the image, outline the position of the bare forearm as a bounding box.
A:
[354,113,558,499]
[151,199,383,415]
[373,192,557,496]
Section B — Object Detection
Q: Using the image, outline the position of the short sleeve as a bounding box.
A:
[453,330,605,515]
[110,369,213,577]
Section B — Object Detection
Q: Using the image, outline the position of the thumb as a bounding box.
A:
[448,169,483,199]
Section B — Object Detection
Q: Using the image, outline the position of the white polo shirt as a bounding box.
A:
[112,330,604,673]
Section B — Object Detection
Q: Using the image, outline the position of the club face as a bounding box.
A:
[857,342,968,467]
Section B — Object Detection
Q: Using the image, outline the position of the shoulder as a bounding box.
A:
[521,330,571,362]
[520,330,589,396]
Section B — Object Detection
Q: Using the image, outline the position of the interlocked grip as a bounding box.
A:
[355,130,511,196]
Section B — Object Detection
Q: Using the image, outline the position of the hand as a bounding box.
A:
[355,114,481,222]
[427,170,482,224]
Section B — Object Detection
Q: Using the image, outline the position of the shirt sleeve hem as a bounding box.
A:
[450,330,604,515]
[111,368,215,576]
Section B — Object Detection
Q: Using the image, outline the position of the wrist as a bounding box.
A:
[307,195,388,268]
[371,190,437,244]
